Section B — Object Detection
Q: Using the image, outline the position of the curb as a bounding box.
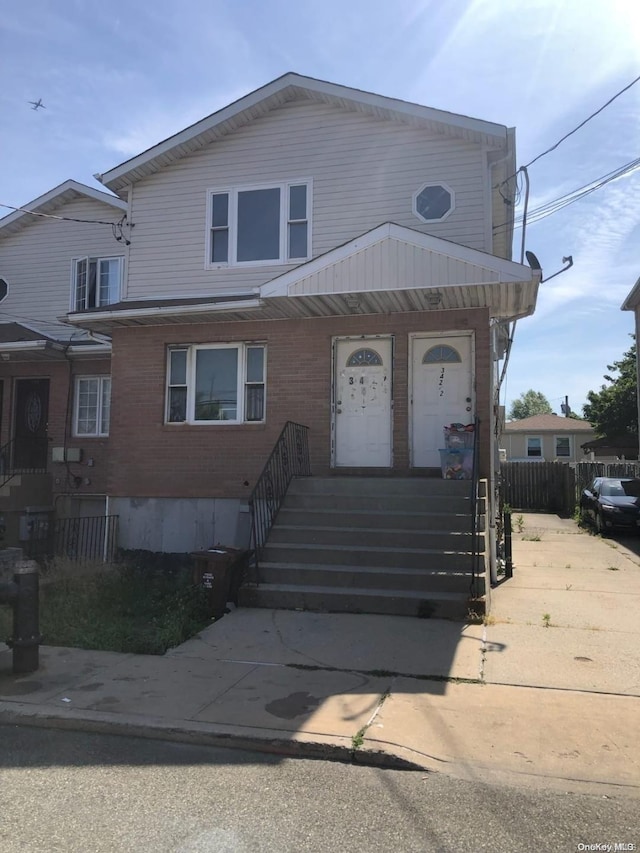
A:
[0,702,424,772]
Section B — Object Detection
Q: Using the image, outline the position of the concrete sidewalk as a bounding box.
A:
[1,512,639,796]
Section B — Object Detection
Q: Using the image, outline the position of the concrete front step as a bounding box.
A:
[276,507,477,532]
[258,561,485,595]
[288,476,471,497]
[268,524,481,551]
[262,542,474,571]
[239,582,476,620]
[282,493,472,514]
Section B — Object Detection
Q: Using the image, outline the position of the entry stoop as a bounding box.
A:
[240,476,486,620]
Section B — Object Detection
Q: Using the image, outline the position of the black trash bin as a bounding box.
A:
[191,547,248,618]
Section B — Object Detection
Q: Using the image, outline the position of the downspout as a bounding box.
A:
[487,131,519,589]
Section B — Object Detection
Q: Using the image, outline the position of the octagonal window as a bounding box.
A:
[413,183,454,222]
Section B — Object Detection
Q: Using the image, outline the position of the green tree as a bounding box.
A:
[583,336,638,437]
[509,389,553,420]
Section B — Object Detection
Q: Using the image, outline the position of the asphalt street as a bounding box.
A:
[1,725,637,852]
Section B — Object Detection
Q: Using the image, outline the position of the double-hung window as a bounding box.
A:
[166,344,266,424]
[555,435,571,457]
[526,436,542,458]
[72,257,122,311]
[206,182,310,267]
[74,376,111,436]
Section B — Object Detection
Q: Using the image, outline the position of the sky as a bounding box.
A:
[1,0,639,417]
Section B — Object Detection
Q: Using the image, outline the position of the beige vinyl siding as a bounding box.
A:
[126,99,490,300]
[504,430,597,463]
[0,198,125,337]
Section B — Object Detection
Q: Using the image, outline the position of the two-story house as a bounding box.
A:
[4,74,540,616]
[0,181,127,545]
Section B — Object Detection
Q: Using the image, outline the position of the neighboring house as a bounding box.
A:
[0,180,126,542]
[621,275,640,459]
[56,72,540,555]
[502,413,596,462]
[580,435,639,461]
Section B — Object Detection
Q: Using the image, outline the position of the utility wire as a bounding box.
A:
[492,154,640,235]
[495,73,640,189]
[525,73,640,170]
[0,202,125,227]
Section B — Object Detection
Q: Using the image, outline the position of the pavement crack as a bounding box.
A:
[479,623,487,684]
[350,685,392,756]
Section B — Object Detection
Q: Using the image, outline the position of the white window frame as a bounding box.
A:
[165,343,267,425]
[526,435,543,458]
[70,256,123,311]
[74,376,111,437]
[205,181,312,269]
[555,435,571,458]
[412,181,455,223]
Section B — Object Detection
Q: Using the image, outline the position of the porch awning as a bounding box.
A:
[260,223,540,321]
[64,223,540,333]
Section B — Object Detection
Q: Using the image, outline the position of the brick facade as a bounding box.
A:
[108,307,491,501]
[0,356,111,503]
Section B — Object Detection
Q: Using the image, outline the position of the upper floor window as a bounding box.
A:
[72,257,123,311]
[166,343,266,424]
[74,376,111,436]
[206,182,311,268]
[413,183,454,222]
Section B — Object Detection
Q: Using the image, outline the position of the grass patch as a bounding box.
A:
[0,557,211,655]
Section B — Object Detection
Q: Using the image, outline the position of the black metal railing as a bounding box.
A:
[0,437,49,489]
[25,514,119,563]
[469,417,481,598]
[249,421,311,577]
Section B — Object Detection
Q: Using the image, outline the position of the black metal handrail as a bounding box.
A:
[248,421,311,578]
[469,417,481,598]
[0,437,49,489]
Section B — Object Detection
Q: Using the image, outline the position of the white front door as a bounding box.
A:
[334,337,392,467]
[411,334,474,467]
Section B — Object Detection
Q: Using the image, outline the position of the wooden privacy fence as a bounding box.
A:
[501,460,640,514]
[501,462,575,514]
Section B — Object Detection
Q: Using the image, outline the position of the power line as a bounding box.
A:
[492,154,640,235]
[525,73,640,170]
[0,202,124,227]
[495,73,640,189]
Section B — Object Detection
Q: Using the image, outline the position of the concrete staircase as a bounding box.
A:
[240,476,486,620]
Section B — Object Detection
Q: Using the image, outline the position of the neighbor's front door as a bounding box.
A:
[334,337,392,467]
[13,378,49,469]
[411,334,473,467]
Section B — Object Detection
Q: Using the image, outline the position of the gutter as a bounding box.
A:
[0,340,65,354]
[63,298,264,326]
